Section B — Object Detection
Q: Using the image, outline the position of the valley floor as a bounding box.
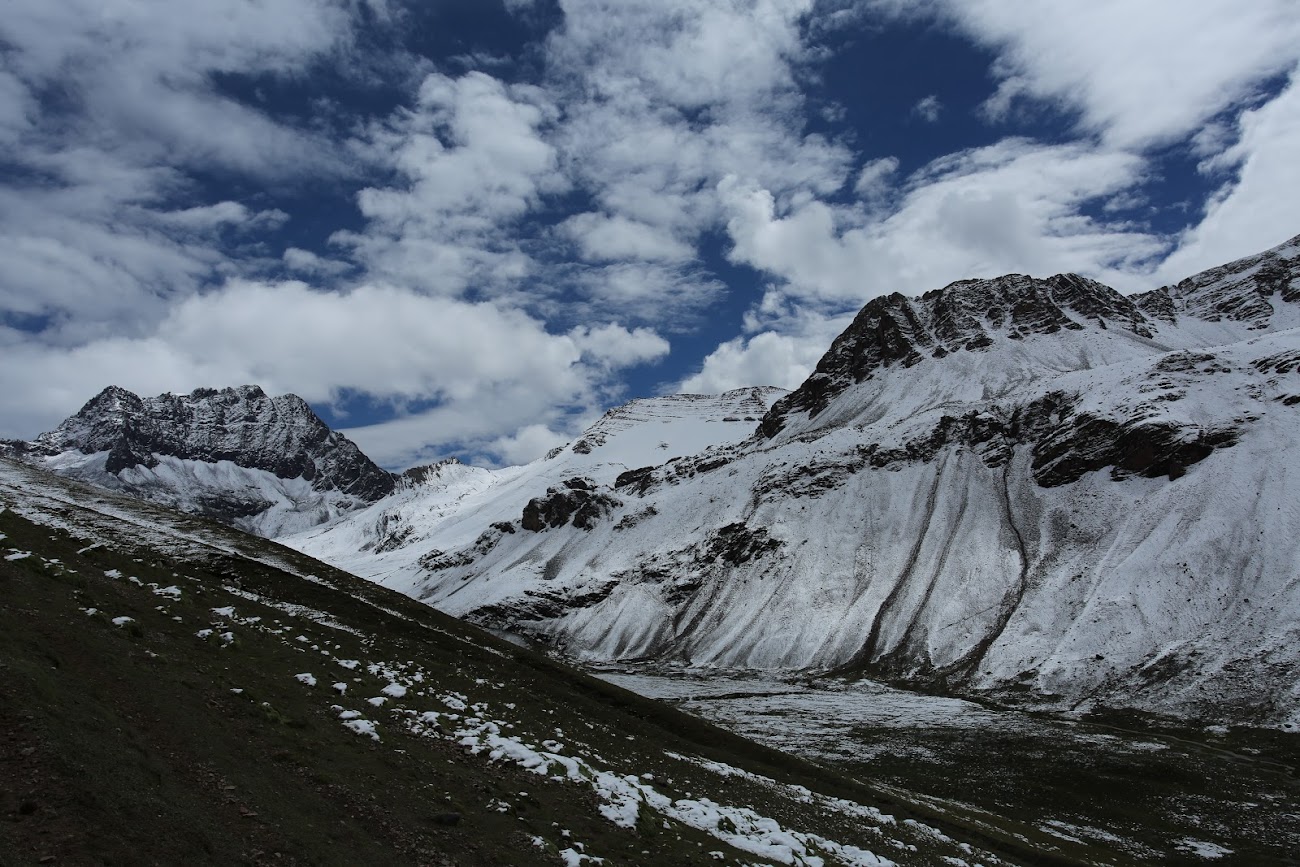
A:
[595,666,1300,866]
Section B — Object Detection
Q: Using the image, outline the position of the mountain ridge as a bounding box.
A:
[284,231,1300,728]
[4,384,396,536]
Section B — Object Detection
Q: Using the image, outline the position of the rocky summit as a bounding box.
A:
[4,384,395,536]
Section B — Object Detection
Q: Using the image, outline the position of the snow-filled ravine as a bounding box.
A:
[593,665,1300,866]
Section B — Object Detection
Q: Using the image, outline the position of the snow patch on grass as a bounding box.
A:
[342,718,379,741]
[1176,839,1233,859]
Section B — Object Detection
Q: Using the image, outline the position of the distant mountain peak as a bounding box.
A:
[759,272,1153,439]
[12,384,396,535]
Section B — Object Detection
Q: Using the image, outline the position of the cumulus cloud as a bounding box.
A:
[917,0,1300,147]
[720,138,1164,304]
[6,0,1299,468]
[1158,63,1300,281]
[913,95,942,123]
[679,329,833,395]
[340,70,565,296]
[1,0,353,176]
[541,0,853,293]
[560,213,695,263]
[283,247,353,278]
[853,156,900,200]
[484,424,569,466]
[0,0,360,343]
[569,323,671,367]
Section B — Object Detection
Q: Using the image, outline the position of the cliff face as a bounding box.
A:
[11,385,395,536]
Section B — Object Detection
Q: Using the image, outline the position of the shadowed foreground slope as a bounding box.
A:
[0,457,1110,867]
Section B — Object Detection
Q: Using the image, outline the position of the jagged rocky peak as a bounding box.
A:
[29,384,395,501]
[1134,232,1300,327]
[759,272,1150,437]
[400,457,466,487]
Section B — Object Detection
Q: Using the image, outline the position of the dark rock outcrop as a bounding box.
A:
[521,479,622,531]
[1132,233,1300,329]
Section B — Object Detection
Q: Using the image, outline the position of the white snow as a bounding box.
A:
[381,683,407,698]
[1176,839,1233,859]
[342,718,379,741]
[34,450,368,538]
[295,673,317,687]
[111,616,133,626]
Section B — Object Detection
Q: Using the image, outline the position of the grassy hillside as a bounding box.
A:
[1,457,1115,866]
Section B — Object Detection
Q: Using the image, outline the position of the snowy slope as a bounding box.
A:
[282,387,787,587]
[5,385,395,536]
[287,233,1300,727]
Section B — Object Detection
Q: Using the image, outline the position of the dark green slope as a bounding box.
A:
[0,458,1110,867]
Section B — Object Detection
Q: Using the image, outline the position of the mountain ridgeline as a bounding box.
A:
[285,232,1300,728]
[13,232,1300,728]
[4,384,395,536]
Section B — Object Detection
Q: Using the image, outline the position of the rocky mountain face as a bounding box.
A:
[5,385,395,536]
[286,232,1300,728]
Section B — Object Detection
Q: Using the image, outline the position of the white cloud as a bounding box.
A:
[485,423,569,466]
[568,263,728,326]
[340,70,565,296]
[718,138,1165,305]
[921,0,1300,147]
[6,0,1299,467]
[853,156,899,200]
[913,95,942,123]
[283,247,353,277]
[569,323,671,367]
[679,329,831,395]
[1158,63,1300,281]
[0,0,360,343]
[1,0,353,176]
[539,0,853,296]
[560,212,695,263]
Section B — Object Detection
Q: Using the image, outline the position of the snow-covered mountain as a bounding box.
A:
[282,386,787,588]
[287,233,1300,727]
[4,384,396,536]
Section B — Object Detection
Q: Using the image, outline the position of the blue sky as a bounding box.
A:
[3,0,1299,469]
